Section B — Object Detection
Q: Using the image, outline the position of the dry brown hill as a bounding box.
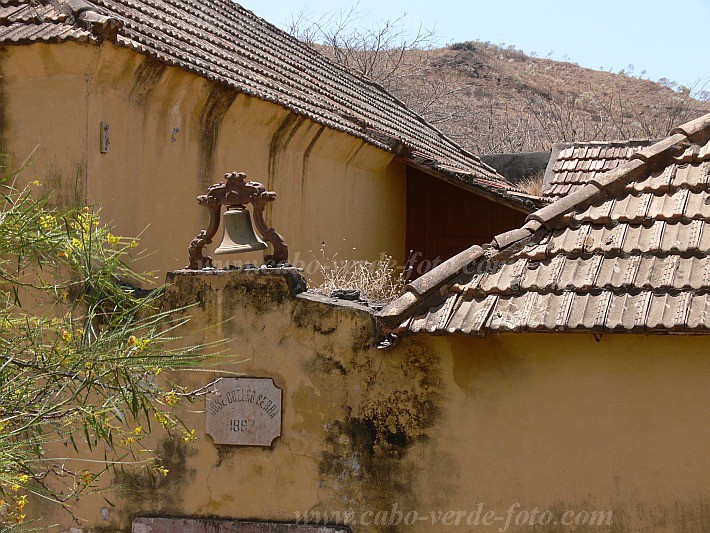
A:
[311,39,710,155]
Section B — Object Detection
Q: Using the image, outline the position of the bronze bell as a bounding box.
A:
[214,205,267,255]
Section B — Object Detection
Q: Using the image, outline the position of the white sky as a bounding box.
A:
[238,0,709,92]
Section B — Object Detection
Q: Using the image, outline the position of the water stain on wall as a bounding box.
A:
[128,57,166,107]
[113,436,197,524]
[315,336,444,532]
[198,83,237,189]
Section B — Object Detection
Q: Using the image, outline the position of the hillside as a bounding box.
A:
[312,40,710,155]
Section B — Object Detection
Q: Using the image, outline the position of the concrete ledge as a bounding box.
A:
[167,267,307,297]
[298,291,375,315]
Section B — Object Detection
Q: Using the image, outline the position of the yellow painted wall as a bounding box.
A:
[4,41,708,533]
[0,42,406,282]
[34,271,710,532]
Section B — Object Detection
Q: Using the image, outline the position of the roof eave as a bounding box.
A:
[404,159,543,214]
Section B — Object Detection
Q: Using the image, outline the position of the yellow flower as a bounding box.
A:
[39,214,55,228]
[123,436,135,445]
[157,466,169,477]
[16,495,27,510]
[128,336,150,352]
[106,233,121,245]
[31,180,40,186]
[61,330,72,343]
[182,429,196,443]
[134,426,142,436]
[17,475,29,484]
[163,391,178,406]
[154,412,166,424]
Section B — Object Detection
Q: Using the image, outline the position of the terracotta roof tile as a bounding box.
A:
[542,139,656,199]
[0,4,67,23]
[0,19,90,42]
[378,114,710,335]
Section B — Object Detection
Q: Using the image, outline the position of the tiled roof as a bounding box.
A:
[378,113,710,335]
[0,0,539,210]
[0,0,93,43]
[543,139,654,200]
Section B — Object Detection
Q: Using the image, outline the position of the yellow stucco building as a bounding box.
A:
[20,116,710,533]
[0,0,534,282]
[3,0,710,532]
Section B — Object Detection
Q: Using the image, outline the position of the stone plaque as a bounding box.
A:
[205,377,282,446]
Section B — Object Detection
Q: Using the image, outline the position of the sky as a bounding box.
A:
[238,0,709,92]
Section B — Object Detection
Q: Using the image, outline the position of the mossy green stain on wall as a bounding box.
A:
[315,336,444,532]
[303,352,348,376]
[292,298,340,335]
[267,113,307,188]
[301,126,325,190]
[129,56,167,106]
[112,436,197,525]
[266,114,307,227]
[198,82,237,189]
[27,271,710,532]
[43,161,86,209]
[449,334,526,404]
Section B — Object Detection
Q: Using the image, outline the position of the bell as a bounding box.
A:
[214,206,267,255]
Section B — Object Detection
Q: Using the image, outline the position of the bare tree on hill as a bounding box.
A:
[288,8,710,154]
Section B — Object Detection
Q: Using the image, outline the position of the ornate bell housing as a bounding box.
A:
[188,172,288,269]
[214,205,267,255]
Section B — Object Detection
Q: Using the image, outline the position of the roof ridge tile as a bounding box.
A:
[671,114,710,144]
[629,133,689,168]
